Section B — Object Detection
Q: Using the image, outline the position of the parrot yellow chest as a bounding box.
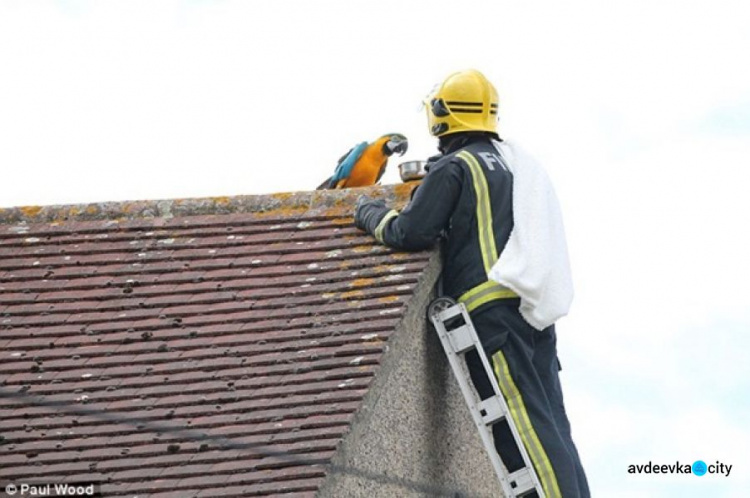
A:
[339,144,388,188]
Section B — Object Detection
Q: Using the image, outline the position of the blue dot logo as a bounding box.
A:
[692,460,707,476]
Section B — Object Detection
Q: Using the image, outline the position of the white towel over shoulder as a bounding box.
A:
[488,140,573,331]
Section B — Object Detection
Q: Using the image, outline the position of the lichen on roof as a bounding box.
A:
[0,183,418,225]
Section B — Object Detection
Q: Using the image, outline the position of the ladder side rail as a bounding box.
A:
[432,303,547,498]
[431,314,519,497]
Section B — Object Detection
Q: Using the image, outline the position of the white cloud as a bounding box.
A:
[4,0,748,205]
[568,377,750,497]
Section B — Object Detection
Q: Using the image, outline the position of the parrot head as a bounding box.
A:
[381,133,408,157]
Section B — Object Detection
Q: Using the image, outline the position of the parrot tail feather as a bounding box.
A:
[316,177,333,190]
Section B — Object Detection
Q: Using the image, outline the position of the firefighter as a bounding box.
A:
[354,69,590,498]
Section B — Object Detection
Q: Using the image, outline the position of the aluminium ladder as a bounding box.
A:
[427,297,545,498]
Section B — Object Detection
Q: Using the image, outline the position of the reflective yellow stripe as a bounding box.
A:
[458,280,518,312]
[492,351,562,498]
[457,150,498,273]
[374,209,399,244]
[455,150,514,313]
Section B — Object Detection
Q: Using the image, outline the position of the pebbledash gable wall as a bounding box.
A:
[0,184,503,498]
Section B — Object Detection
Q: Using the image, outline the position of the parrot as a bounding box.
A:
[316,133,408,189]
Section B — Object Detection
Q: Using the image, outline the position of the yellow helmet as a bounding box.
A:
[424,69,499,137]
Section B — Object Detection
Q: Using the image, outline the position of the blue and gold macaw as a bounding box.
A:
[317,133,408,189]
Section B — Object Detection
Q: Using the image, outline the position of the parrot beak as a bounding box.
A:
[385,135,408,156]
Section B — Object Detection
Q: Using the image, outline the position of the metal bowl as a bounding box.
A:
[398,160,427,182]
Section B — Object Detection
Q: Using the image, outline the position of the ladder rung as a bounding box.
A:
[447,325,476,354]
[435,304,464,322]
[507,467,537,494]
[478,396,507,426]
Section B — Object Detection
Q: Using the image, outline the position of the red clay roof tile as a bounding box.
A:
[0,185,433,496]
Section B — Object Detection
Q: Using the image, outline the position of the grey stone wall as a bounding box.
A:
[316,252,504,498]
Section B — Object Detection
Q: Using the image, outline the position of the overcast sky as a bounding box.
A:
[2,1,750,496]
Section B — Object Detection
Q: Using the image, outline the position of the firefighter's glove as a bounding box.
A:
[354,195,389,234]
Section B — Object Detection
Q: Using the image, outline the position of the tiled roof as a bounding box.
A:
[0,185,434,497]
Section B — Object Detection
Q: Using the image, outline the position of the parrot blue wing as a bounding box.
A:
[329,141,368,186]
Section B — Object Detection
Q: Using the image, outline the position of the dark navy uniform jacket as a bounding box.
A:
[356,133,516,351]
[356,133,591,498]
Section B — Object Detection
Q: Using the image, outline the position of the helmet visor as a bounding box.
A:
[418,82,440,112]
